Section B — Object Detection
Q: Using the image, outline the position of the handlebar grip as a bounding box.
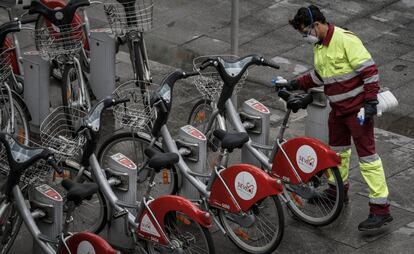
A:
[199,59,215,70]
[47,156,63,174]
[20,16,38,25]
[22,5,30,10]
[183,71,200,78]
[114,98,130,105]
[262,60,280,69]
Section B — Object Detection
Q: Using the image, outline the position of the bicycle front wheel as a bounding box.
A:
[285,167,344,226]
[0,91,30,146]
[146,211,215,254]
[97,132,178,199]
[218,195,284,254]
[49,164,107,234]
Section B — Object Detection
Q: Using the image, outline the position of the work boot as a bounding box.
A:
[358,203,392,231]
[358,214,393,231]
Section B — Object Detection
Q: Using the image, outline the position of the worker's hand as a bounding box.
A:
[364,99,379,120]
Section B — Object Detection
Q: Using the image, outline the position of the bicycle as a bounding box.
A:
[187,54,345,226]
[61,96,215,253]
[25,0,93,113]
[101,70,285,253]
[0,17,34,148]
[37,105,107,234]
[103,0,153,82]
[0,132,117,254]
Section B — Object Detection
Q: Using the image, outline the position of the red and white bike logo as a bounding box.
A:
[77,241,96,254]
[140,214,161,237]
[296,145,318,173]
[234,172,257,200]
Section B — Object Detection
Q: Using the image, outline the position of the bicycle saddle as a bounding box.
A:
[144,147,179,172]
[278,90,314,113]
[213,129,249,152]
[61,179,98,205]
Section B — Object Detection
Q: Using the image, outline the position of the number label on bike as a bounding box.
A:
[36,184,63,202]
[110,153,137,170]
[181,125,206,140]
[245,99,270,114]
[296,145,318,173]
[234,171,257,200]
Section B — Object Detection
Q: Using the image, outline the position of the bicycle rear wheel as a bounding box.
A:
[218,195,284,254]
[285,167,344,226]
[146,211,215,254]
[97,132,178,199]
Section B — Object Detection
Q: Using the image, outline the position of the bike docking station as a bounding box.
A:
[240,98,271,167]
[23,51,50,133]
[105,152,138,251]
[28,184,63,254]
[90,28,116,100]
[176,125,208,200]
[306,87,330,144]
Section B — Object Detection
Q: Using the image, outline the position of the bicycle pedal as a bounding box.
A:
[113,210,128,219]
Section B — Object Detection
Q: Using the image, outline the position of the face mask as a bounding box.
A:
[303,26,319,44]
[303,34,319,44]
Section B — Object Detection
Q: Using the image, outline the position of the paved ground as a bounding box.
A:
[2,0,414,253]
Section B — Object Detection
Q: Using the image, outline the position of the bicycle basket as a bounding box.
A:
[40,107,87,162]
[0,138,54,187]
[0,50,12,84]
[34,23,84,60]
[103,0,154,35]
[112,80,157,131]
[193,55,248,101]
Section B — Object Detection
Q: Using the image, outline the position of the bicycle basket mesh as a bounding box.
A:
[112,80,156,131]
[104,0,154,35]
[40,107,87,162]
[0,50,12,84]
[0,138,53,187]
[34,23,84,59]
[193,55,248,100]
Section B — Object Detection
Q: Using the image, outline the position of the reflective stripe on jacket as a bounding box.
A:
[298,25,380,116]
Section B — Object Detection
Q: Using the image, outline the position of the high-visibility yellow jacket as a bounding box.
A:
[298,24,379,116]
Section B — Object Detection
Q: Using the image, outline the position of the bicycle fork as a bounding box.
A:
[73,56,91,111]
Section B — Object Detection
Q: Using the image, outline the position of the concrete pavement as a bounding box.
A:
[2,0,414,253]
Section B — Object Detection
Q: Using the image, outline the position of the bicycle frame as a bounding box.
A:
[126,31,151,82]
[159,124,283,216]
[87,153,211,249]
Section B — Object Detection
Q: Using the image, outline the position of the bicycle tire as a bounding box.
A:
[0,201,22,254]
[97,132,178,199]
[132,40,144,81]
[146,211,215,254]
[285,167,344,226]
[62,64,90,113]
[0,90,30,146]
[218,195,284,254]
[50,164,107,234]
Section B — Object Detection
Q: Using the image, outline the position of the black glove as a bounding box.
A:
[364,99,379,120]
[286,79,300,91]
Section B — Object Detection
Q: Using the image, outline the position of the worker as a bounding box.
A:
[286,5,392,231]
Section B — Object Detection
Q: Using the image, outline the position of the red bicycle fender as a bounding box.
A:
[271,137,341,184]
[40,0,89,50]
[136,195,212,246]
[4,37,19,75]
[209,164,283,213]
[59,231,117,254]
